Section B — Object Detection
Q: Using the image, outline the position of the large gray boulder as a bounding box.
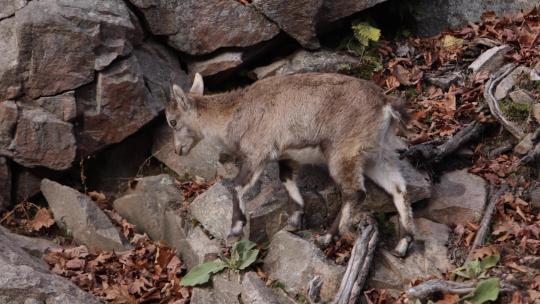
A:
[411,0,539,36]
[369,218,453,290]
[0,157,11,211]
[0,0,142,101]
[113,174,183,241]
[0,227,100,304]
[128,0,279,55]
[417,169,487,226]
[252,0,323,49]
[41,179,126,251]
[251,50,365,80]
[319,0,387,24]
[189,164,290,243]
[262,230,345,302]
[10,108,76,171]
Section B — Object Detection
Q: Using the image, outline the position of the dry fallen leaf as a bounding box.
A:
[28,208,55,231]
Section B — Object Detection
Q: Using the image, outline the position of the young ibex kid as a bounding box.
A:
[165,72,415,257]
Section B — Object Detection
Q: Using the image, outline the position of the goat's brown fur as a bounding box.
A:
[166,72,414,255]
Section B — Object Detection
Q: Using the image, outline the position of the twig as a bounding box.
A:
[483,63,524,140]
[402,121,488,166]
[407,279,517,300]
[333,217,379,304]
[466,184,508,262]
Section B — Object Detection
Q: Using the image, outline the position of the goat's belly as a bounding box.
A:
[281,147,325,165]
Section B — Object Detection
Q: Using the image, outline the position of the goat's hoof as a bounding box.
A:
[391,235,412,258]
[314,234,333,249]
[285,211,304,232]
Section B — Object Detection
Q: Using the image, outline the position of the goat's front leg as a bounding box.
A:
[227,161,264,244]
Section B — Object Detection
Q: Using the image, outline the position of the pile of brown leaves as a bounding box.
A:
[374,8,540,143]
[44,234,190,304]
[0,202,56,236]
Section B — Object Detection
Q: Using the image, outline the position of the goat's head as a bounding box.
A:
[165,73,204,156]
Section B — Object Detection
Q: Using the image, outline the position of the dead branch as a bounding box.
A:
[402,121,488,166]
[407,279,517,300]
[467,184,508,262]
[483,63,524,140]
[333,217,379,304]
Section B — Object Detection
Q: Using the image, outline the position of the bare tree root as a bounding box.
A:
[484,63,524,140]
[407,279,517,300]
[402,121,488,167]
[466,184,509,262]
[333,217,379,304]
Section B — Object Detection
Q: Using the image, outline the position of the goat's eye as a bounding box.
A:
[170,120,177,127]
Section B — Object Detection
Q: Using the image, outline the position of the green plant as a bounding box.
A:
[352,23,381,47]
[453,255,500,279]
[462,278,500,304]
[181,240,260,287]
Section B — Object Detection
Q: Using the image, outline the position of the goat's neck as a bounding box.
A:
[190,91,241,143]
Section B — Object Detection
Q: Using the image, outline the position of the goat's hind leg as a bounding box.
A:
[227,161,264,244]
[365,156,415,257]
[316,150,367,248]
[279,160,305,231]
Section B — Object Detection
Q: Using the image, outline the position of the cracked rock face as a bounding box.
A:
[0,0,143,101]
[128,0,280,55]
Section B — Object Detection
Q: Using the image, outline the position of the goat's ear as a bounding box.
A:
[190,73,204,95]
[172,84,191,110]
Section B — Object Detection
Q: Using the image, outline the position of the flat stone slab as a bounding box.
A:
[417,169,487,226]
[41,179,126,251]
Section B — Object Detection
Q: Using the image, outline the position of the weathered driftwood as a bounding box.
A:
[484,63,524,140]
[466,184,508,262]
[402,121,488,166]
[333,218,379,304]
[407,279,517,300]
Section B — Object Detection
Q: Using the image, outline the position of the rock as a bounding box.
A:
[13,168,41,204]
[263,230,345,302]
[113,174,183,240]
[509,89,535,104]
[495,66,531,100]
[0,227,100,304]
[411,0,539,36]
[152,123,223,181]
[190,164,290,242]
[417,169,487,226]
[188,52,244,78]
[41,179,126,251]
[468,45,511,75]
[0,0,142,100]
[369,218,452,290]
[164,211,221,269]
[320,0,387,24]
[252,49,364,80]
[1,226,58,259]
[30,91,77,122]
[427,73,461,89]
[191,271,243,304]
[0,18,21,100]
[0,157,11,211]
[252,0,323,49]
[241,272,290,304]
[133,40,191,100]
[514,133,534,155]
[0,0,27,20]
[129,0,279,55]
[77,55,161,155]
[10,108,76,171]
[534,104,540,125]
[0,101,18,152]
[529,183,540,209]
